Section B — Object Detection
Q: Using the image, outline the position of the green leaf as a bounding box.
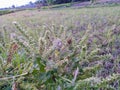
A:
[36,56,45,73]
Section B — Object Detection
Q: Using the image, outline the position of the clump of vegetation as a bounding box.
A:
[0,10,14,16]
[0,5,120,90]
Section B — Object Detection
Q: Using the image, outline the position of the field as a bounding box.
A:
[0,5,120,90]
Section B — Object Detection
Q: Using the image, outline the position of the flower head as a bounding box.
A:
[53,38,62,50]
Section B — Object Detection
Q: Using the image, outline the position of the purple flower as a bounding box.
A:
[72,67,79,84]
[53,38,62,50]
[10,33,16,40]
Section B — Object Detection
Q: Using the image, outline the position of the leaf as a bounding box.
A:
[36,56,45,73]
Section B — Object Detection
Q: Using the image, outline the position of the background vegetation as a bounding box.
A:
[0,10,15,16]
[35,0,90,5]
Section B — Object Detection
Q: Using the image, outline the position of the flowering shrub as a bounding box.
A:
[0,5,120,90]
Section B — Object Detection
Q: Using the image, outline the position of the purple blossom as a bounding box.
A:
[10,33,16,40]
[53,38,62,50]
[72,67,79,84]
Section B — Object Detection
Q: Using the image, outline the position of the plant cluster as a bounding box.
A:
[0,6,120,90]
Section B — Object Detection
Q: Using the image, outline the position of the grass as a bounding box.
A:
[0,10,15,16]
[0,5,120,90]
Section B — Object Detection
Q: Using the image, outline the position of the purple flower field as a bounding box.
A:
[0,4,120,90]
